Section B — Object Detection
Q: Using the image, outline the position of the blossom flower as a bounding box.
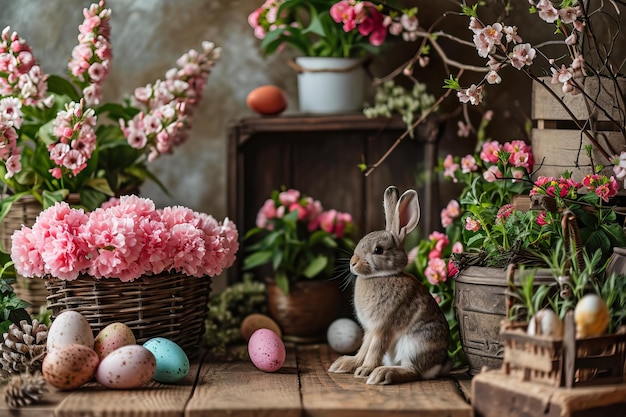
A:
[441,199,460,228]
[424,257,448,285]
[443,154,460,182]
[465,216,481,232]
[510,43,536,69]
[480,141,501,164]
[10,196,238,282]
[483,165,502,182]
[67,1,112,105]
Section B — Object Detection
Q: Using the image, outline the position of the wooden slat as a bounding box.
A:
[531,77,626,122]
[186,345,301,417]
[52,360,202,417]
[298,344,472,417]
[472,368,626,417]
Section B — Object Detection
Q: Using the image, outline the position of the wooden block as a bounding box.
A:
[298,344,472,417]
[531,77,626,122]
[472,369,626,417]
[186,346,301,417]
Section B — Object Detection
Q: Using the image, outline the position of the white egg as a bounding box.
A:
[327,318,363,354]
[47,310,94,351]
[527,309,563,338]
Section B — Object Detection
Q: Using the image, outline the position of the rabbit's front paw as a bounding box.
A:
[354,365,374,378]
[328,355,359,373]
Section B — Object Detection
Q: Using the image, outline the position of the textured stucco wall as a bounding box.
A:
[0,0,298,216]
[0,0,305,290]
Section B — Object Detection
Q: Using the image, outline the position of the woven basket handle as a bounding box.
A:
[561,209,584,272]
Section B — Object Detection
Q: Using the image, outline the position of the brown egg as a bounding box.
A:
[42,344,100,390]
[241,313,282,341]
[246,85,287,115]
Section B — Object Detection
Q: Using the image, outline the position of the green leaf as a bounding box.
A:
[303,255,328,278]
[42,189,69,209]
[243,251,273,270]
[276,271,290,294]
[46,75,80,102]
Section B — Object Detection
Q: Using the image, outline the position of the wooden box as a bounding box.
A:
[500,312,626,388]
[227,114,439,282]
[472,369,626,417]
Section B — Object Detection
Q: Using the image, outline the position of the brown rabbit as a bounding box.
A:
[328,186,451,384]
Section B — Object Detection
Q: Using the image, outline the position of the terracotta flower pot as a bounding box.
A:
[265,278,342,343]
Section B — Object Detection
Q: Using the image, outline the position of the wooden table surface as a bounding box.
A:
[1,344,473,417]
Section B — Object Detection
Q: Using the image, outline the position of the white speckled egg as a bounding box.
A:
[248,328,286,373]
[143,337,190,383]
[327,318,363,354]
[42,343,100,390]
[94,323,136,360]
[95,345,156,389]
[47,310,94,351]
[527,309,563,338]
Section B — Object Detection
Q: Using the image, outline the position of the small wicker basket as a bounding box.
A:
[45,272,211,359]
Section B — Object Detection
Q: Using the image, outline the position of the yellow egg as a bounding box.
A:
[574,294,610,338]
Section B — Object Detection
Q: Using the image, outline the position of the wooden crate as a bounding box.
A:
[500,311,626,388]
[227,114,440,282]
[472,368,626,417]
[530,76,626,183]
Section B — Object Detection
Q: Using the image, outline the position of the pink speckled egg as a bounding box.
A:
[42,344,100,390]
[248,328,286,373]
[95,345,156,389]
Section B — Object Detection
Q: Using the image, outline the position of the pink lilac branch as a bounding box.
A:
[67,0,113,106]
[121,41,221,161]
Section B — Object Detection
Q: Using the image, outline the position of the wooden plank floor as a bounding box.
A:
[0,344,472,416]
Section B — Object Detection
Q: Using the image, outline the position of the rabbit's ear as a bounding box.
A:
[395,189,420,242]
[383,186,400,232]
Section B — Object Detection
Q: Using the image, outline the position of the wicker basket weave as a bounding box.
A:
[0,194,80,314]
[45,273,211,359]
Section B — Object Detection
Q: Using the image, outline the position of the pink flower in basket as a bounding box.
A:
[10,195,239,282]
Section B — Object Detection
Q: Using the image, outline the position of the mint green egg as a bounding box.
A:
[143,337,190,383]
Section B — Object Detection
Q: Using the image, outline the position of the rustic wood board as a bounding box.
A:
[472,368,626,417]
[298,344,472,417]
[531,128,622,180]
[52,360,202,417]
[531,77,626,122]
[186,345,301,417]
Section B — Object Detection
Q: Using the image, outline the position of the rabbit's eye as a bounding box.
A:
[373,246,384,255]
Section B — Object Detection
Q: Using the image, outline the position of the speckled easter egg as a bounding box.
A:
[247,328,286,373]
[240,313,282,341]
[95,345,156,389]
[42,343,100,390]
[94,323,137,360]
[143,337,190,383]
[327,318,363,354]
[47,310,94,352]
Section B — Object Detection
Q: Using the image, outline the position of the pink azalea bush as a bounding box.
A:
[10,195,238,282]
[244,188,355,294]
[248,0,422,58]
[0,0,221,213]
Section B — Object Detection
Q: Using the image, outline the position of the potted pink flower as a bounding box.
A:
[243,188,354,294]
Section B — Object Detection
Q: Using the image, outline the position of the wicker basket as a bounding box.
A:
[1,194,81,314]
[45,272,211,359]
